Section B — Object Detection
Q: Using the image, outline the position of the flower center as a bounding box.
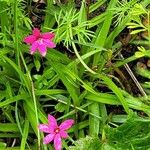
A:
[38,38,43,44]
[54,128,60,133]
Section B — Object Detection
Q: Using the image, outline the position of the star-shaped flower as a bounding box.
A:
[38,115,74,150]
[24,28,56,56]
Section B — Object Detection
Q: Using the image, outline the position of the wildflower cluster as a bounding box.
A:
[24,29,74,150]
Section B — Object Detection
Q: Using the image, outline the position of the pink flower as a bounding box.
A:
[38,115,74,150]
[24,28,56,56]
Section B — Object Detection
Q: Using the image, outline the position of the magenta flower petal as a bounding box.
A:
[43,133,55,144]
[48,115,58,129]
[59,130,68,138]
[32,28,40,37]
[44,39,56,48]
[24,35,36,44]
[41,32,55,39]
[59,119,74,130]
[54,134,62,150]
[38,45,47,57]
[30,42,38,54]
[38,124,50,133]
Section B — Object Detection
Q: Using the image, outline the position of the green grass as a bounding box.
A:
[0,0,150,149]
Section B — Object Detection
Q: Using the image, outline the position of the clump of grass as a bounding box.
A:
[0,0,150,150]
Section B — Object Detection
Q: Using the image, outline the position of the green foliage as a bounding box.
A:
[126,5,147,35]
[105,112,150,150]
[0,0,150,149]
[53,7,94,48]
[68,136,101,150]
[136,53,150,95]
[69,112,150,150]
[112,0,137,26]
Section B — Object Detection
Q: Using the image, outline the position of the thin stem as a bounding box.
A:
[119,53,147,98]
[20,53,41,149]
[71,42,96,74]
[44,96,102,120]
[13,0,20,67]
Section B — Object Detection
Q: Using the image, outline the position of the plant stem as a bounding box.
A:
[20,53,41,149]
[72,42,96,74]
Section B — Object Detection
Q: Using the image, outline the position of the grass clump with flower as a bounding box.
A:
[1,0,150,150]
